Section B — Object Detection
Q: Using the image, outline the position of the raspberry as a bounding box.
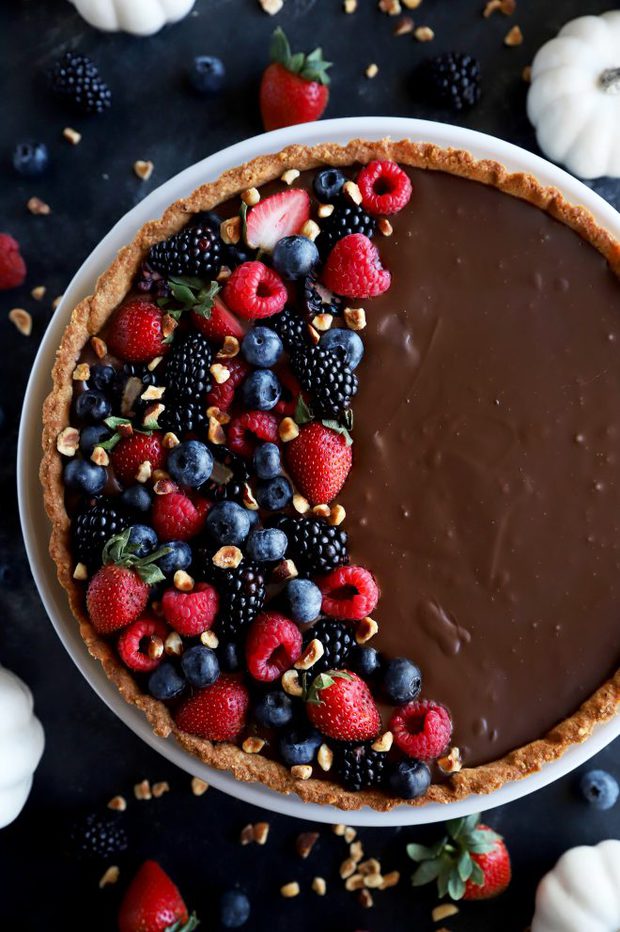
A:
[227,411,279,458]
[162,582,219,636]
[245,612,303,682]
[205,358,250,412]
[322,234,391,300]
[107,297,169,363]
[357,161,413,216]
[0,234,27,290]
[318,566,379,621]
[174,674,250,741]
[223,261,287,319]
[110,433,166,487]
[117,617,169,672]
[390,699,453,760]
[152,491,210,541]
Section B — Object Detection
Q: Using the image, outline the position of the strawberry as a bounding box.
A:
[110,432,165,486]
[86,529,166,635]
[118,860,198,932]
[245,189,311,252]
[260,28,331,131]
[174,674,250,741]
[306,670,381,742]
[408,815,511,901]
[285,422,352,504]
[222,261,287,319]
[152,491,210,541]
[322,233,391,299]
[107,297,169,363]
[162,582,219,636]
[0,233,26,290]
[191,294,244,343]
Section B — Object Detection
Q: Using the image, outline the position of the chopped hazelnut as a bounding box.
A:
[364,873,384,889]
[437,746,462,774]
[217,335,240,358]
[191,777,209,796]
[241,187,260,206]
[378,0,401,12]
[290,764,312,780]
[162,314,178,340]
[8,308,32,336]
[135,460,153,483]
[378,218,393,236]
[147,636,164,661]
[301,219,320,241]
[344,826,357,843]
[174,569,194,592]
[343,0,357,11]
[345,873,365,891]
[343,180,362,205]
[312,876,327,896]
[99,866,120,888]
[380,871,400,889]
[414,25,434,40]
[358,889,374,908]
[350,839,364,862]
[242,736,266,754]
[356,616,379,644]
[522,64,532,82]
[402,0,422,6]
[280,881,300,898]
[107,795,127,812]
[344,306,367,330]
[210,363,230,384]
[296,831,319,858]
[240,824,255,845]
[27,196,51,215]
[220,216,241,245]
[133,779,152,801]
[153,478,178,496]
[317,743,333,772]
[57,426,80,457]
[147,356,163,371]
[63,126,82,145]
[432,904,459,922]
[163,431,180,449]
[359,858,381,876]
[134,160,154,181]
[200,630,219,649]
[91,445,110,467]
[294,639,325,671]
[52,294,64,311]
[141,384,165,401]
[253,821,270,845]
[208,417,226,445]
[280,168,300,185]
[90,336,107,358]
[312,504,331,519]
[152,781,170,798]
[317,203,335,218]
[212,545,243,569]
[271,558,298,583]
[340,858,357,879]
[73,562,88,581]
[332,824,346,836]
[504,24,523,45]
[207,406,231,425]
[293,493,310,514]
[164,631,184,656]
[312,313,333,331]
[242,483,259,510]
[329,504,346,526]
[393,15,414,34]
[31,285,46,301]
[72,363,91,381]
[279,417,299,442]
[365,63,379,79]
[371,731,393,753]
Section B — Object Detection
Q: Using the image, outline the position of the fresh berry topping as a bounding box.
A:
[322,233,391,299]
[107,297,169,363]
[217,640,241,672]
[579,769,620,810]
[259,28,331,132]
[205,357,249,411]
[223,261,287,319]
[303,271,344,319]
[349,644,381,678]
[73,499,129,570]
[127,524,158,556]
[174,674,250,741]
[279,726,322,766]
[254,689,294,729]
[273,515,349,574]
[220,889,251,930]
[195,558,266,640]
[319,328,364,371]
[167,440,214,488]
[205,501,251,547]
[227,410,279,458]
[247,528,288,562]
[117,616,169,672]
[245,611,302,682]
[160,398,207,436]
[273,364,302,417]
[149,223,223,279]
[294,344,358,419]
[163,330,213,399]
[151,491,209,541]
[306,670,381,742]
[253,441,281,479]
[189,55,226,96]
[181,645,220,688]
[462,826,511,900]
[63,459,107,495]
[70,812,128,861]
[255,475,293,511]
[89,363,117,392]
[202,447,250,504]
[383,657,422,705]
[286,578,322,624]
[148,662,186,700]
[357,160,413,215]
[80,424,112,457]
[245,189,311,252]
[242,368,282,411]
[75,389,112,423]
[390,699,452,760]
[0,233,26,290]
[118,860,196,932]
[318,565,379,621]
[273,235,319,281]
[265,307,310,352]
[242,327,283,368]
[285,422,352,505]
[87,564,151,635]
[162,581,219,636]
[389,759,431,800]
[337,744,386,791]
[155,539,192,578]
[303,617,354,673]
[313,168,346,203]
[49,51,112,114]
[192,295,245,342]
[12,141,49,177]
[419,52,482,112]
[317,203,376,256]
[111,432,166,486]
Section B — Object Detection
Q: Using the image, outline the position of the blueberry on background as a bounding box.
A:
[241,327,283,368]
[156,540,192,577]
[253,442,281,480]
[127,524,158,557]
[349,644,381,678]
[181,646,220,688]
[383,657,422,705]
[220,888,251,929]
[242,369,281,411]
[189,55,225,96]
[63,459,106,495]
[12,141,49,176]
[120,484,152,513]
[388,759,431,799]
[79,424,111,455]
[148,662,185,700]
[320,328,364,371]
[279,727,322,766]
[254,690,294,729]
[272,235,319,280]
[313,167,346,202]
[206,501,251,546]
[89,363,116,393]
[579,769,619,810]
[286,578,322,623]
[256,476,293,511]
[246,528,288,562]
[167,439,213,488]
[75,390,111,423]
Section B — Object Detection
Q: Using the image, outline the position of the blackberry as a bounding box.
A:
[70,812,128,861]
[149,223,223,279]
[195,556,266,639]
[272,516,348,574]
[303,272,344,319]
[317,203,376,256]
[135,262,171,300]
[303,619,354,675]
[419,52,481,112]
[49,52,112,115]
[164,331,213,398]
[264,308,309,353]
[73,500,129,570]
[294,345,358,419]
[203,447,250,503]
[337,745,386,792]
[160,398,207,436]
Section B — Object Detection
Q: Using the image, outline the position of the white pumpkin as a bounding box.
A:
[527,11,620,179]
[0,666,45,829]
[68,0,196,36]
[532,840,620,932]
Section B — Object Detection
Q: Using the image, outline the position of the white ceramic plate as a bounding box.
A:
[18,117,620,826]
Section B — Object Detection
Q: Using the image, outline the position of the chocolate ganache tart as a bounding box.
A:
[41,139,620,810]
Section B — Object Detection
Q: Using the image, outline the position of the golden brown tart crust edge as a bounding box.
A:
[40,138,620,812]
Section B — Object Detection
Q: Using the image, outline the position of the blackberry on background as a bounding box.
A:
[73,500,129,570]
[264,307,310,352]
[203,448,250,504]
[336,744,386,792]
[303,619,354,675]
[418,52,482,112]
[272,515,349,574]
[69,812,128,861]
[293,344,358,419]
[317,203,376,255]
[49,52,112,114]
[163,331,213,398]
[160,399,207,436]
[303,272,344,319]
[195,555,266,639]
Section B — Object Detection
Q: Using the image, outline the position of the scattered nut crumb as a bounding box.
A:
[165,631,183,656]
[63,126,82,145]
[483,0,515,15]
[210,363,230,384]
[296,831,320,858]
[279,417,299,442]
[174,569,194,592]
[329,504,346,526]
[343,180,362,205]
[293,493,310,514]
[344,825,357,843]
[241,187,260,206]
[291,764,312,780]
[281,168,300,185]
[366,63,379,79]
[53,294,65,311]
[147,355,163,371]
[522,64,532,82]
[308,323,320,345]
[371,731,393,753]
[432,904,459,922]
[340,858,357,879]
[317,743,333,772]
[191,776,209,796]
[350,839,364,861]
[356,616,379,644]
[359,858,381,876]
[380,870,400,889]
[91,446,109,467]
[240,824,255,845]
[378,0,401,13]
[57,426,80,457]
[163,431,180,449]
[271,558,298,583]
[358,889,374,908]
[220,216,241,245]
[133,160,154,181]
[402,0,422,7]
[107,795,127,812]
[31,285,46,300]
[73,363,91,381]
[212,545,243,569]
[364,873,384,889]
[153,478,177,496]
[280,881,300,898]
[317,203,334,218]
[344,0,357,10]
[259,0,284,14]
[72,562,88,581]
[378,218,393,236]
[99,866,119,888]
[208,416,226,445]
[254,822,270,845]
[344,306,367,330]
[504,24,523,45]
[394,15,414,35]
[200,630,219,649]
[301,219,320,241]
[217,335,240,359]
[294,638,325,671]
[312,312,333,331]
[437,746,462,774]
[147,636,164,661]
[9,308,32,336]
[134,779,152,801]
[242,736,266,754]
[152,781,170,798]
[345,873,365,891]
[141,384,165,401]
[312,875,327,895]
[27,196,51,215]
[414,25,434,41]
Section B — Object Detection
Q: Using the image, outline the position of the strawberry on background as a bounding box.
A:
[306,670,381,742]
[260,28,331,131]
[285,421,352,504]
[118,859,198,932]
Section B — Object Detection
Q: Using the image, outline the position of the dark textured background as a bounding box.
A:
[1,1,619,929]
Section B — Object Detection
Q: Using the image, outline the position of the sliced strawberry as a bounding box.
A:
[191,294,244,343]
[245,189,311,252]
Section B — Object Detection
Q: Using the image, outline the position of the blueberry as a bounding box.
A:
[242,327,283,368]
[279,727,323,766]
[253,442,281,480]
[75,390,112,423]
[242,369,281,411]
[167,439,213,488]
[254,690,294,729]
[217,641,241,672]
[181,645,220,688]
[89,364,117,393]
[579,769,619,810]
[313,168,346,202]
[272,235,319,281]
[286,578,322,623]
[320,328,364,371]
[245,507,260,529]
[121,484,152,513]
[63,459,106,495]
[156,540,192,577]
[256,476,293,511]
[247,528,287,562]
[128,524,158,557]
[189,55,225,96]
[200,210,222,231]
[383,657,422,705]
[148,662,185,700]
[388,759,431,800]
[349,644,381,678]
[79,424,111,455]
[220,889,251,929]
[206,501,251,546]
[12,141,49,177]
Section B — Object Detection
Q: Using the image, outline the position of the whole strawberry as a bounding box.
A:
[110,432,165,487]
[174,674,249,741]
[285,422,352,504]
[306,670,381,742]
[192,294,244,342]
[118,859,198,932]
[408,814,511,901]
[86,529,166,635]
[108,297,169,363]
[260,28,331,131]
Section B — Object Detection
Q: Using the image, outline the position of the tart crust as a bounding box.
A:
[40,138,620,811]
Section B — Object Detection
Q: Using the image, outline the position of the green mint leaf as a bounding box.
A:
[99,432,122,452]
[104,416,132,430]
[411,859,442,886]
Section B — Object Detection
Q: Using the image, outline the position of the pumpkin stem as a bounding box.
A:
[599,67,620,94]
